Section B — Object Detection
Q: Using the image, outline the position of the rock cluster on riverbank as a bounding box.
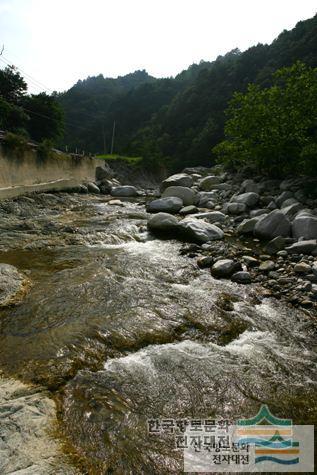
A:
[145,168,317,310]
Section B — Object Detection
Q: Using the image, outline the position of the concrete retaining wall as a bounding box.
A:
[0,145,105,199]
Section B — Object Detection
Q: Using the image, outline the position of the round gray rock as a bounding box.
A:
[292,213,317,240]
[232,192,259,208]
[160,173,193,192]
[211,259,242,278]
[147,213,179,233]
[162,186,196,206]
[254,210,291,240]
[146,197,183,214]
[111,185,139,197]
[198,175,221,191]
[179,218,224,243]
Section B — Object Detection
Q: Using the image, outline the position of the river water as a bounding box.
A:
[0,193,316,474]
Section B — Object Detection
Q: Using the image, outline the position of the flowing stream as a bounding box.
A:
[0,193,316,474]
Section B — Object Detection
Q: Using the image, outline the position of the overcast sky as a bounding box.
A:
[0,0,316,93]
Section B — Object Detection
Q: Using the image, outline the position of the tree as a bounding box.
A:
[22,93,64,142]
[0,66,28,133]
[214,62,317,176]
[0,65,27,103]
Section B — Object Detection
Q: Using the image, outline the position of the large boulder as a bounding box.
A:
[146,197,183,214]
[211,259,242,278]
[111,186,139,197]
[231,192,259,208]
[0,264,29,308]
[160,173,193,192]
[179,218,224,243]
[162,186,196,206]
[147,213,179,234]
[198,175,221,191]
[292,212,317,240]
[254,210,291,240]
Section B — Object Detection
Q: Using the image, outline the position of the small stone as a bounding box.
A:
[277,250,288,257]
[259,260,275,272]
[294,262,311,274]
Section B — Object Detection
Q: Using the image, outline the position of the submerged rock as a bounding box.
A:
[0,264,30,308]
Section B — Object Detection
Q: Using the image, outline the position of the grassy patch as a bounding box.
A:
[96,154,143,165]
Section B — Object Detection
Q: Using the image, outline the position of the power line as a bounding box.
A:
[0,54,109,124]
[0,49,118,147]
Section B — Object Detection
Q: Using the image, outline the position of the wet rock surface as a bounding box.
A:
[0,264,30,308]
[0,375,77,474]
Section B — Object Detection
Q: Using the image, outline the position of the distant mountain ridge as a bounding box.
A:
[57,13,317,168]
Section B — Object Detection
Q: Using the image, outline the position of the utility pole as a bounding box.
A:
[102,124,107,154]
[110,120,116,155]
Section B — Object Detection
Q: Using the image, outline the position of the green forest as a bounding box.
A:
[1,14,317,176]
